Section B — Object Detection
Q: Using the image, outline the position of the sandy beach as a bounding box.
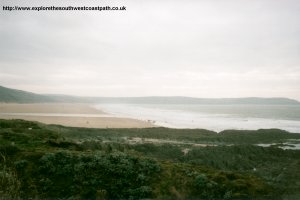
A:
[0,103,105,114]
[0,103,154,128]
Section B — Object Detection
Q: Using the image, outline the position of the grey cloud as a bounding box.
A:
[0,0,300,99]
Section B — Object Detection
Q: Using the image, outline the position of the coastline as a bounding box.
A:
[0,103,105,114]
[0,103,155,128]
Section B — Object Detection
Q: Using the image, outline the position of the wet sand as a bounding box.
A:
[0,103,155,128]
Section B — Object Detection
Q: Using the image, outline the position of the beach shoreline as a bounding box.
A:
[0,103,155,128]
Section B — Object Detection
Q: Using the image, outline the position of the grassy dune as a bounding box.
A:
[1,119,300,199]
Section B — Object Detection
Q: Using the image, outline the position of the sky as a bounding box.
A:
[1,0,300,99]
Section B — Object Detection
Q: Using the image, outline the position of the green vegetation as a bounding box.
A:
[1,119,300,199]
[0,85,54,103]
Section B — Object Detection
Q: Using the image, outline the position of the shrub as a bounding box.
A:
[36,151,160,199]
[0,155,21,199]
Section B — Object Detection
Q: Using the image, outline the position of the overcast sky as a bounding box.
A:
[1,0,300,99]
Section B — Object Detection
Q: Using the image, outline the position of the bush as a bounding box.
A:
[0,155,21,199]
[36,151,160,199]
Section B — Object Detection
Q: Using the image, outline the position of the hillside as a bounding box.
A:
[91,96,300,105]
[0,86,55,103]
[1,85,299,105]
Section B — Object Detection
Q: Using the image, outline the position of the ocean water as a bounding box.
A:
[95,104,300,133]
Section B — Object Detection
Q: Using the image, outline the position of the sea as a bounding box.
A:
[95,104,300,133]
